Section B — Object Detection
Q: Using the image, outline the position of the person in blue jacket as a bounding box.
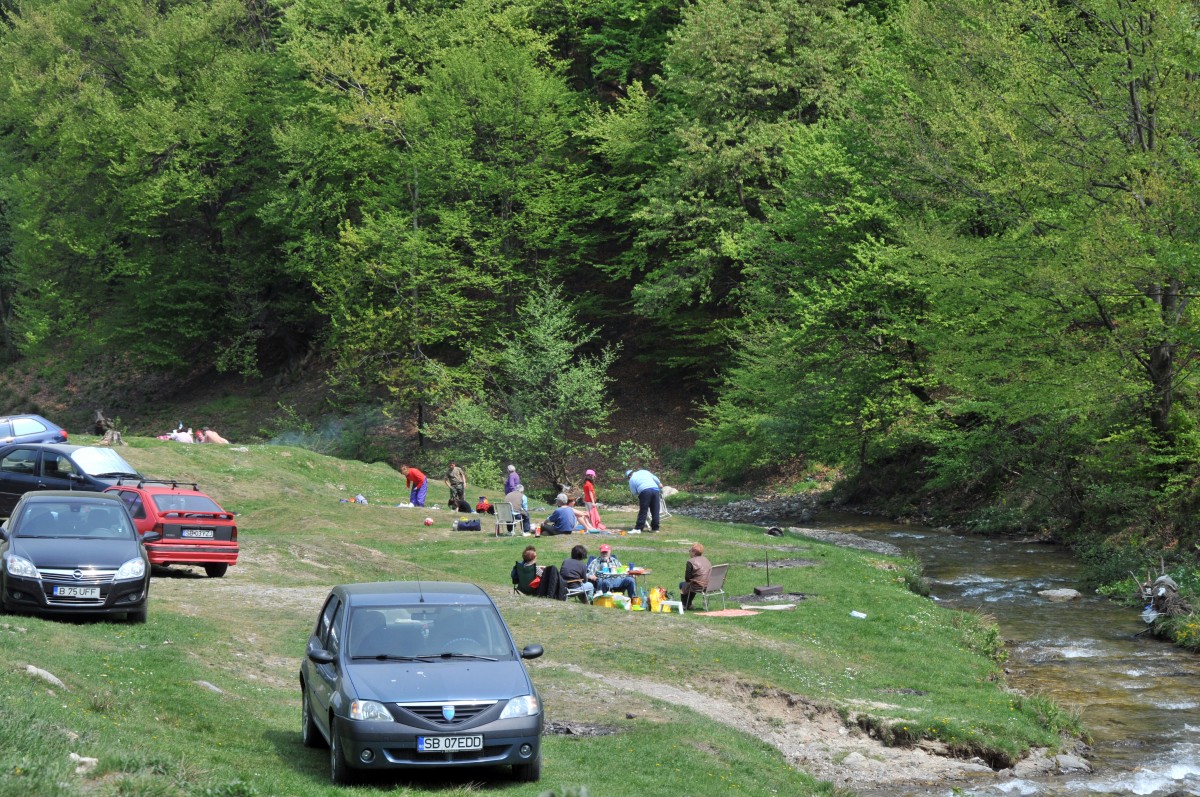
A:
[626,468,663,533]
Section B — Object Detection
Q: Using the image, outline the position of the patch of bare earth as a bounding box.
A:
[551,664,999,791]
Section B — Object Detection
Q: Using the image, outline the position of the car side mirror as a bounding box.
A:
[307,639,335,665]
[520,644,543,660]
[141,532,162,544]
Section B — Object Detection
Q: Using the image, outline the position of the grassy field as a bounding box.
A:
[0,439,1079,797]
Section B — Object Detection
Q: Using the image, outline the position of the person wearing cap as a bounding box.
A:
[680,543,713,610]
[626,467,664,533]
[582,469,605,530]
[539,493,578,535]
[504,464,521,494]
[586,544,637,598]
[504,483,532,534]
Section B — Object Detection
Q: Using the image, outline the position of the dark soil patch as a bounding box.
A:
[735,592,810,604]
[728,541,812,552]
[745,558,819,569]
[544,721,619,737]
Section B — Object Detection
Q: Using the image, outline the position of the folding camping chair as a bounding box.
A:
[494,502,521,536]
[563,579,594,604]
[696,563,729,611]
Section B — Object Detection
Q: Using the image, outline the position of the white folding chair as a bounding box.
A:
[494,502,520,536]
[697,564,729,611]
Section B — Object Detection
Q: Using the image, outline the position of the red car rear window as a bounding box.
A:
[151,494,224,514]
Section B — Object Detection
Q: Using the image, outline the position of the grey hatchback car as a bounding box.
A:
[299,582,544,785]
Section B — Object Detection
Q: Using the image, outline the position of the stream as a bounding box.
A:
[809,511,1200,797]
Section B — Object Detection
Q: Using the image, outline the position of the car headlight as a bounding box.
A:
[115,557,146,580]
[499,695,540,719]
[5,554,40,579]
[349,700,392,721]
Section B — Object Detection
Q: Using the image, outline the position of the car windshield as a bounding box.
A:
[70,447,139,477]
[348,604,514,660]
[16,501,135,539]
[152,494,223,513]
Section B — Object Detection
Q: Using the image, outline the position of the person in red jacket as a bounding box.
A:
[582,468,605,530]
[400,465,428,507]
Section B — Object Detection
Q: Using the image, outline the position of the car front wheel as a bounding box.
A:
[329,717,353,785]
[204,563,228,578]
[513,753,542,782]
[301,685,324,749]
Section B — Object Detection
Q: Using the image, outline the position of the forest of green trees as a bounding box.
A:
[2,0,1199,576]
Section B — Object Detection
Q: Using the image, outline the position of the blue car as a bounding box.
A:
[299,582,544,784]
[0,414,68,445]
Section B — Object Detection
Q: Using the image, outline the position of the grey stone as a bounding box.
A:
[1054,754,1092,773]
[1038,589,1082,601]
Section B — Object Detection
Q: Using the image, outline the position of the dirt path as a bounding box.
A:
[552,663,1000,792]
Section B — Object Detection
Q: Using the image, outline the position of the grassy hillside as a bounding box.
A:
[0,439,1078,797]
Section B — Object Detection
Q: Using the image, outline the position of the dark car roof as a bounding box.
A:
[17,490,127,506]
[0,442,81,454]
[337,582,492,607]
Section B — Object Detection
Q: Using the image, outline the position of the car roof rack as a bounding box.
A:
[115,477,201,491]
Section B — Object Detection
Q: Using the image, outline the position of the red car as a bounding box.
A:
[104,480,238,577]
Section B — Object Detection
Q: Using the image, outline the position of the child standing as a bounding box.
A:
[582,469,606,530]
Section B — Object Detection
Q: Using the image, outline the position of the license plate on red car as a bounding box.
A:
[181,528,215,538]
[417,735,483,753]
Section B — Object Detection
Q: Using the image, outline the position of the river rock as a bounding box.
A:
[1038,589,1082,601]
[673,494,821,525]
[1012,749,1056,777]
[1053,753,1092,773]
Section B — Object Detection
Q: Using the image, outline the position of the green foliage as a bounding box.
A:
[0,0,312,374]
[426,283,619,491]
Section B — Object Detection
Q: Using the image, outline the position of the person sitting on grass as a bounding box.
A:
[538,493,578,536]
[586,544,637,598]
[566,496,596,532]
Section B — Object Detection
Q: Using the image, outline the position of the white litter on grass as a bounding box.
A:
[195,680,225,694]
[69,752,98,774]
[850,611,868,619]
[26,665,66,689]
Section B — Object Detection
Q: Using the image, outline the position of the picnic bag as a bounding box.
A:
[453,519,481,531]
